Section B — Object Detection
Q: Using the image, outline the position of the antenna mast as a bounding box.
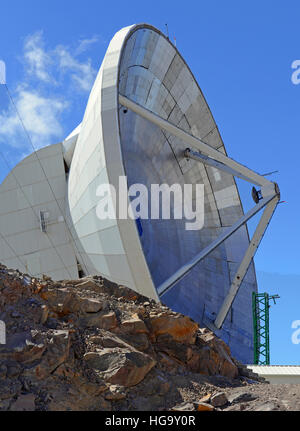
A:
[252,292,280,365]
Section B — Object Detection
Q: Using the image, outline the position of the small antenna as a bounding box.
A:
[262,170,279,177]
[165,23,169,39]
[174,36,177,47]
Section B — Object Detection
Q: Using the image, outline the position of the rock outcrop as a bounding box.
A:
[0,264,281,411]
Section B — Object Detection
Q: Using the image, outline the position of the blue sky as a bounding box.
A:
[0,0,300,364]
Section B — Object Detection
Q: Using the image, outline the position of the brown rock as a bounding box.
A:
[211,392,228,407]
[150,315,198,344]
[60,278,93,286]
[158,352,180,372]
[196,402,214,411]
[120,315,148,334]
[187,334,238,379]
[89,336,103,345]
[186,346,212,374]
[96,333,131,349]
[81,298,103,313]
[40,288,81,315]
[93,330,149,352]
[81,311,118,330]
[118,333,149,352]
[0,331,46,364]
[15,342,46,364]
[98,312,118,329]
[155,334,192,363]
[84,348,156,387]
[215,341,238,379]
[35,330,70,379]
[74,279,102,292]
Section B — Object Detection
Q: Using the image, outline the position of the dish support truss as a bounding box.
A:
[119,95,280,330]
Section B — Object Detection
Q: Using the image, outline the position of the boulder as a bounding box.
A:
[155,333,193,363]
[118,333,149,352]
[35,330,70,379]
[187,333,238,378]
[84,348,156,387]
[149,314,198,344]
[227,391,258,405]
[210,392,228,407]
[0,331,46,364]
[40,288,81,315]
[81,298,103,313]
[81,311,118,330]
[119,315,148,334]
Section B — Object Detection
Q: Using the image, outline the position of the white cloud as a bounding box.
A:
[24,32,54,83]
[23,32,98,92]
[55,45,97,92]
[76,35,100,55]
[0,31,100,151]
[0,87,68,148]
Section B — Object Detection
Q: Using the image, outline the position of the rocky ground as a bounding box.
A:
[0,264,299,412]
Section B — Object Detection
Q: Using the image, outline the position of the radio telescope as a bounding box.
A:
[0,24,280,362]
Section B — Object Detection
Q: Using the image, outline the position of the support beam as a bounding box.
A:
[119,95,271,188]
[157,194,276,297]
[185,148,259,185]
[214,196,279,329]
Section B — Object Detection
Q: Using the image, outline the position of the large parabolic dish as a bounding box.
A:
[0,24,279,363]
[67,24,279,362]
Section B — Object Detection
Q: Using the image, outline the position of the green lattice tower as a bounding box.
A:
[252,292,279,365]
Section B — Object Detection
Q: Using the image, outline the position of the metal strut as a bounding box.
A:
[119,95,280,329]
[184,148,258,185]
[214,196,278,328]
